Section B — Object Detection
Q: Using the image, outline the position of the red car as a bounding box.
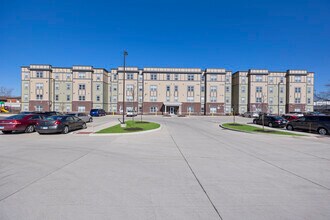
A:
[0,114,43,134]
[281,114,299,122]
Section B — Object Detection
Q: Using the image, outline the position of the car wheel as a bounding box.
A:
[248,115,251,118]
[82,123,87,129]
[2,131,12,134]
[268,122,273,127]
[25,125,35,133]
[253,120,256,124]
[286,125,294,131]
[62,126,69,134]
[89,117,93,122]
[317,127,328,135]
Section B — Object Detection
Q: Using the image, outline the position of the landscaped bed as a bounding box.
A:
[96,120,160,133]
[221,123,304,136]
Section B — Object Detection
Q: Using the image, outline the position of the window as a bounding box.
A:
[166,74,170,80]
[126,96,133,102]
[54,73,59,79]
[226,97,230,103]
[280,87,284,93]
[174,85,178,92]
[226,76,230,83]
[166,85,170,92]
[175,74,179,80]
[139,85,143,92]
[55,83,59,90]
[36,105,43,111]
[210,86,217,92]
[96,74,101,80]
[24,83,29,89]
[127,73,133,80]
[36,94,43,100]
[96,96,100,101]
[66,74,71,79]
[201,86,205,92]
[269,97,273,104]
[188,74,194,81]
[174,96,178,101]
[294,76,301,82]
[269,87,273,93]
[280,97,284,104]
[201,75,205,81]
[210,107,217,113]
[36,72,43,78]
[113,86,117,91]
[78,73,86,79]
[96,84,101,91]
[113,74,117,80]
[66,83,71,90]
[150,96,157,102]
[150,85,157,92]
[307,87,312,94]
[55,95,59,101]
[24,94,28,101]
[280,76,284,83]
[166,96,170,101]
[295,98,301,104]
[151,74,157,80]
[187,106,194,113]
[24,73,29,79]
[126,84,133,91]
[187,97,194,102]
[256,97,262,103]
[150,106,157,113]
[210,96,217,102]
[307,98,311,104]
[187,86,194,92]
[256,87,262,93]
[241,77,246,84]
[210,75,217,81]
[241,97,245,103]
[256,75,263,82]
[139,74,143,80]
[79,84,85,90]
[241,86,246,93]
[269,77,273,83]
[226,86,230,93]
[67,95,70,101]
[78,106,85,112]
[36,83,43,90]
[79,96,85,101]
[294,87,301,93]
[307,77,312,84]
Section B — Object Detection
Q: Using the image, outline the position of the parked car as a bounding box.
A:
[34,111,63,117]
[242,112,259,118]
[281,114,299,122]
[126,110,137,117]
[286,116,330,135]
[253,115,288,128]
[0,114,44,134]
[90,109,106,117]
[67,112,93,123]
[36,115,87,134]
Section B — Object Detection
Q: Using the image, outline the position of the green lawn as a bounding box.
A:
[96,120,160,133]
[222,123,304,136]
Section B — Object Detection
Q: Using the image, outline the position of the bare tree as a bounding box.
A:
[0,86,14,97]
[315,84,330,101]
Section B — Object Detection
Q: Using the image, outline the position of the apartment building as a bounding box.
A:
[232,69,314,115]
[21,65,313,115]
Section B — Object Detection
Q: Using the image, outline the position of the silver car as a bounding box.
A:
[67,113,93,123]
[243,112,259,118]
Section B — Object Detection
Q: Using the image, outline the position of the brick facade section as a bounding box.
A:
[142,102,163,114]
[72,101,92,112]
[205,102,225,115]
[29,100,50,111]
[249,103,269,113]
[286,104,306,112]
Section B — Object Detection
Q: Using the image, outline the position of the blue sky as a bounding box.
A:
[0,0,329,96]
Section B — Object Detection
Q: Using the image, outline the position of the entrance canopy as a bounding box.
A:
[163,102,182,107]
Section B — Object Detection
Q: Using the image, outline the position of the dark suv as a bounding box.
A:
[286,116,330,135]
[253,115,288,128]
[90,109,106,117]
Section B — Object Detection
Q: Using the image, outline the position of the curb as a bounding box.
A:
[89,125,162,136]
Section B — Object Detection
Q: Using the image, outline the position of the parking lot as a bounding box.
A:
[0,115,330,220]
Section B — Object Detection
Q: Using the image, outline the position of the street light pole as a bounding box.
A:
[278,82,283,115]
[122,50,128,124]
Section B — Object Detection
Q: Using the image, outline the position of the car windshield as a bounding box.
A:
[45,116,65,121]
[273,116,283,120]
[66,113,76,116]
[90,109,98,112]
[6,114,26,120]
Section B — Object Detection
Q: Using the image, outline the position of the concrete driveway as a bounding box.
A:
[0,116,329,220]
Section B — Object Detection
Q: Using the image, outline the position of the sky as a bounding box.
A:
[0,0,330,96]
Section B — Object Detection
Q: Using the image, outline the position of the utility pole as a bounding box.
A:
[122,50,128,124]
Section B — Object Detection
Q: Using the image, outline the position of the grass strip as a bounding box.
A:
[222,123,304,136]
[96,120,160,133]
